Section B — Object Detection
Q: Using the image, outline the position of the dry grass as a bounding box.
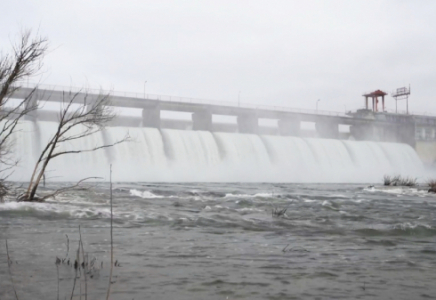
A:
[399,177,418,187]
[427,179,436,188]
[383,175,417,187]
[272,206,288,218]
[383,175,392,186]
[4,175,117,300]
[426,179,436,193]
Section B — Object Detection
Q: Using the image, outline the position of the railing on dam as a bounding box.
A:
[11,82,436,120]
[8,82,436,146]
[354,106,436,118]
[16,82,350,118]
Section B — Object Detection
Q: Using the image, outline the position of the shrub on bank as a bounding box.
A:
[383,175,417,187]
[427,179,436,193]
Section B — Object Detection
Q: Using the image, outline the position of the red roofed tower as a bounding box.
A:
[363,90,387,112]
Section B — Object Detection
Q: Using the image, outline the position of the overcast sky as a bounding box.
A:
[2,0,436,114]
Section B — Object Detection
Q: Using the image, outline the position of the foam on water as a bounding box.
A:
[0,200,112,219]
[130,189,164,198]
[363,186,432,197]
[225,193,274,198]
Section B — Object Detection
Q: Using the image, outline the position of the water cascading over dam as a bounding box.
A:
[10,121,423,182]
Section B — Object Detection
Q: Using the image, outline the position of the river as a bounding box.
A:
[1,182,435,299]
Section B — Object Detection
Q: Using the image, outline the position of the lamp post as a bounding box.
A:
[316,99,320,113]
[144,80,147,98]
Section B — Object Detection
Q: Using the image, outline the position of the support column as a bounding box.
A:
[192,110,213,131]
[24,89,39,120]
[350,123,378,141]
[278,118,300,136]
[350,124,370,141]
[396,122,416,147]
[84,94,101,114]
[380,124,396,142]
[316,120,339,139]
[142,105,160,128]
[237,113,258,134]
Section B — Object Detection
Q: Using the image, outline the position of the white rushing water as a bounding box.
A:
[6,121,425,182]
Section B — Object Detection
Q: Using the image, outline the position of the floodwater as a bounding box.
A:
[1,182,436,299]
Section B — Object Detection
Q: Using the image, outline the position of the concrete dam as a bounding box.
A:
[7,86,434,182]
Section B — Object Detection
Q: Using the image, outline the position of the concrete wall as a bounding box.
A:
[415,141,436,165]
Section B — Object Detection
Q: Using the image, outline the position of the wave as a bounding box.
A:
[129,189,164,199]
[355,223,436,237]
[0,201,112,220]
[224,193,274,199]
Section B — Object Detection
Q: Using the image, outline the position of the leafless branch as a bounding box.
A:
[79,226,88,300]
[39,177,102,201]
[0,29,46,196]
[106,165,114,300]
[65,234,70,259]
[22,86,127,202]
[6,239,19,300]
[49,136,128,160]
[0,29,47,104]
[69,232,81,300]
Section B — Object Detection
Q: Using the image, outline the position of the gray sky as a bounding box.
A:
[2,0,436,114]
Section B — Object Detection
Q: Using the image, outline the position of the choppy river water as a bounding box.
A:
[1,182,436,299]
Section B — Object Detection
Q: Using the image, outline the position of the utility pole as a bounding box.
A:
[238,91,241,107]
[392,85,410,115]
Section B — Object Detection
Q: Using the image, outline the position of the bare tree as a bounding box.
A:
[0,30,47,103]
[0,30,48,200]
[19,90,128,202]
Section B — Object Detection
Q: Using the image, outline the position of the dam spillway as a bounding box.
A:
[10,120,423,183]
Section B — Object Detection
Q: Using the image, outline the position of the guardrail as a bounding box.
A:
[355,106,436,119]
[15,82,350,118]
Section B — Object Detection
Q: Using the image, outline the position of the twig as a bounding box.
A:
[56,260,60,300]
[6,239,19,300]
[282,245,309,253]
[79,229,82,300]
[70,230,81,300]
[272,205,288,218]
[80,260,82,300]
[65,234,69,259]
[79,226,88,300]
[106,164,113,300]
[40,177,102,201]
